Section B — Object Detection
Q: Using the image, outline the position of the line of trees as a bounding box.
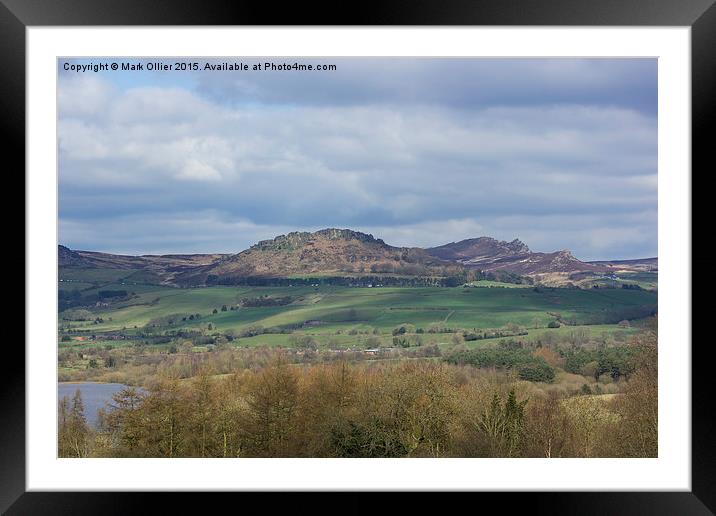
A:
[563,346,636,381]
[59,289,134,312]
[444,345,556,383]
[60,326,657,458]
[206,274,478,288]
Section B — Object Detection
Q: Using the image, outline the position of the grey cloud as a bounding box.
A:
[58,58,657,259]
[193,58,657,116]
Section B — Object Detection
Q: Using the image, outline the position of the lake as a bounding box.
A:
[58,382,143,427]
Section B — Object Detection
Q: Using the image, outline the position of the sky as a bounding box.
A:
[58,58,657,261]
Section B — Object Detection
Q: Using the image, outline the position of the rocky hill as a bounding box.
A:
[426,238,608,275]
[59,245,227,285]
[59,229,652,286]
[59,244,98,268]
[588,257,658,272]
[427,237,531,264]
[480,250,609,275]
[174,228,458,285]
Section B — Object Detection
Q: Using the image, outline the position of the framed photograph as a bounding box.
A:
[5,0,712,513]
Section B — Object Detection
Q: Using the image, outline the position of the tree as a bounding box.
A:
[102,387,146,455]
[243,361,300,456]
[477,389,527,457]
[288,335,317,350]
[392,325,407,336]
[612,324,658,457]
[581,360,600,382]
[533,347,564,368]
[518,361,555,383]
[58,389,90,457]
[188,369,217,457]
[523,393,574,457]
[503,390,528,456]
[299,361,358,456]
[58,395,70,456]
[398,363,454,457]
[141,377,189,458]
[564,395,609,457]
[214,373,245,457]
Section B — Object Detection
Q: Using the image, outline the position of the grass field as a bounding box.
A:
[615,272,658,290]
[463,280,532,288]
[520,323,638,342]
[59,281,657,349]
[571,271,658,291]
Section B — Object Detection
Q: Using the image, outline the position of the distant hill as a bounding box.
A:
[59,245,225,270]
[59,245,227,285]
[59,229,655,287]
[58,244,98,268]
[427,237,531,264]
[588,257,658,272]
[174,228,460,286]
[426,238,608,275]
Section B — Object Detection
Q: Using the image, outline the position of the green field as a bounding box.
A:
[616,272,658,290]
[574,271,658,291]
[463,280,532,288]
[59,281,657,348]
[59,268,169,295]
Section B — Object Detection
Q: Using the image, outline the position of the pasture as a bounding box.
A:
[59,280,657,350]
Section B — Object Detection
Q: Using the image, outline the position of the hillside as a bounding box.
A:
[59,229,655,287]
[426,237,610,276]
[478,250,609,275]
[59,245,227,285]
[59,245,99,268]
[174,228,460,285]
[589,257,658,272]
[427,237,531,263]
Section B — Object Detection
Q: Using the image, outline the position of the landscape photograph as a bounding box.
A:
[57,57,658,458]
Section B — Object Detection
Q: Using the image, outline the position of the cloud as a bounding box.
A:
[58,75,114,118]
[59,211,298,256]
[194,58,657,115]
[58,58,657,259]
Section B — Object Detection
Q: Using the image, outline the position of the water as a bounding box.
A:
[58,382,143,428]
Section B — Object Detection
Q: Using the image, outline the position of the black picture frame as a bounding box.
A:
[4,0,712,513]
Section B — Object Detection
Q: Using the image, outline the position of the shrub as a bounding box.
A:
[289,335,318,350]
[445,347,555,383]
[392,325,411,336]
[518,361,556,383]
